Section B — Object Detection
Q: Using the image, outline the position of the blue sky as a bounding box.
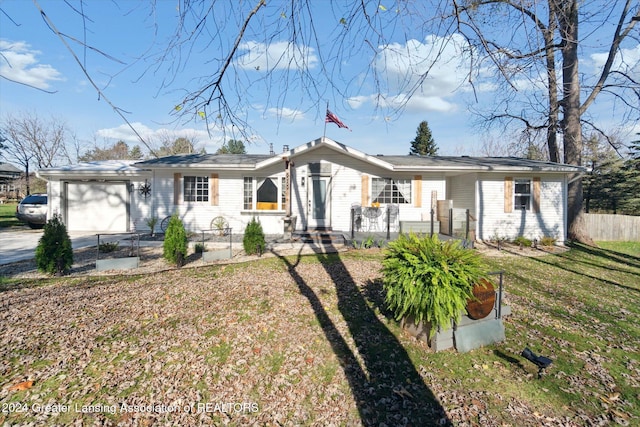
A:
[1,0,638,161]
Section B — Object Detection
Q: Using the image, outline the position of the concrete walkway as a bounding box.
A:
[0,229,126,266]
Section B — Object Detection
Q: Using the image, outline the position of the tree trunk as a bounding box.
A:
[558,0,594,245]
[545,3,560,163]
[25,163,30,196]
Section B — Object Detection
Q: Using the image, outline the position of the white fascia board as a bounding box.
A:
[255,137,394,171]
[37,168,150,180]
[393,165,583,173]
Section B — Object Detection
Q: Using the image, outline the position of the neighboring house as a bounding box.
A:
[36,137,584,242]
[0,162,21,199]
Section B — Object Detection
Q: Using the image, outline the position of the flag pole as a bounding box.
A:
[323,101,328,140]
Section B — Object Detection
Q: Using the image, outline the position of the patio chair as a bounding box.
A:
[351,203,363,231]
[384,204,399,232]
[363,206,382,231]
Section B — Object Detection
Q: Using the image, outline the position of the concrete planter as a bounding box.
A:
[96,257,140,271]
[401,299,508,353]
[401,316,455,352]
[202,247,232,262]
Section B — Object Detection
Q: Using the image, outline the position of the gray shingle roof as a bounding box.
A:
[135,153,272,168]
[375,155,584,172]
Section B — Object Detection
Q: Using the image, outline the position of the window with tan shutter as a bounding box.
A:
[504,177,513,213]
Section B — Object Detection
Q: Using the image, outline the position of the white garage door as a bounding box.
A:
[66,182,128,232]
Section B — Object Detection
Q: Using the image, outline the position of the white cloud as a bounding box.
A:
[590,44,640,79]
[348,34,483,113]
[263,106,305,121]
[351,93,457,113]
[237,41,318,71]
[0,40,63,90]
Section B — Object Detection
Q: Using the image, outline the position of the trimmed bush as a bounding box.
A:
[513,236,532,247]
[35,214,73,276]
[98,241,119,253]
[163,214,188,266]
[243,217,265,255]
[381,234,487,337]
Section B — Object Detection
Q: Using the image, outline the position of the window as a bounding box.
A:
[184,176,208,202]
[514,179,531,210]
[256,177,278,210]
[243,176,284,210]
[372,178,411,204]
[243,177,253,210]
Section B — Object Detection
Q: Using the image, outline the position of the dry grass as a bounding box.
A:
[0,242,638,426]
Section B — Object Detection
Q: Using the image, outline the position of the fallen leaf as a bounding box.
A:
[8,380,33,391]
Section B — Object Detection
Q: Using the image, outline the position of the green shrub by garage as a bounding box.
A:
[35,214,73,276]
[163,214,188,267]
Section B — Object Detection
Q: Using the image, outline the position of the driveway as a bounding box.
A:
[0,228,121,266]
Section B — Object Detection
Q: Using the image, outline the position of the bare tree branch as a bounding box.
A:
[32,0,158,157]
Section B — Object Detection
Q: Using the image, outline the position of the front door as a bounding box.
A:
[307,175,330,229]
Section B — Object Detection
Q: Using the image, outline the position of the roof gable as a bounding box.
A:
[255,137,394,170]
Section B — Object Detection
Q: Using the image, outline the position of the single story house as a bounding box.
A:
[0,162,21,199]
[36,137,584,243]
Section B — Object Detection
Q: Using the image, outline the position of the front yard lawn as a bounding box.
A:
[0,242,638,426]
[0,203,21,228]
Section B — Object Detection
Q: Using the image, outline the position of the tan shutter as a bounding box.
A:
[532,177,541,213]
[504,177,513,213]
[361,174,369,206]
[210,173,219,206]
[174,173,182,205]
[413,175,422,207]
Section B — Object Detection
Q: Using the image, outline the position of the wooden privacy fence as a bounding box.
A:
[584,213,640,241]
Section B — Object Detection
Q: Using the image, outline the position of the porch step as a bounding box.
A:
[292,231,346,245]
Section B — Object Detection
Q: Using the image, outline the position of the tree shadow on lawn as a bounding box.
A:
[272,245,450,426]
[529,245,640,294]
[570,242,640,269]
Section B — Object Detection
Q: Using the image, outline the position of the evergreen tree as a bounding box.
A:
[35,214,73,276]
[583,135,626,214]
[620,135,640,215]
[163,214,188,267]
[243,217,266,255]
[216,139,247,154]
[409,121,438,156]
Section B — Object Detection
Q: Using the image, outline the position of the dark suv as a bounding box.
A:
[16,194,48,228]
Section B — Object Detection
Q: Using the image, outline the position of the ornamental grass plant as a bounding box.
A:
[381,233,488,337]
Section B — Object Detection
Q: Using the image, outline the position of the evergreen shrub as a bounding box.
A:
[35,214,74,276]
[381,234,487,337]
[163,214,188,266]
[243,217,265,255]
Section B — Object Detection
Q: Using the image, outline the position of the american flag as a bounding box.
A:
[325,109,349,129]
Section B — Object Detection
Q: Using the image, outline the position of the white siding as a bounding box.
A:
[289,147,446,231]
[151,168,289,235]
[129,178,153,232]
[476,174,566,242]
[48,180,62,219]
[291,147,362,231]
